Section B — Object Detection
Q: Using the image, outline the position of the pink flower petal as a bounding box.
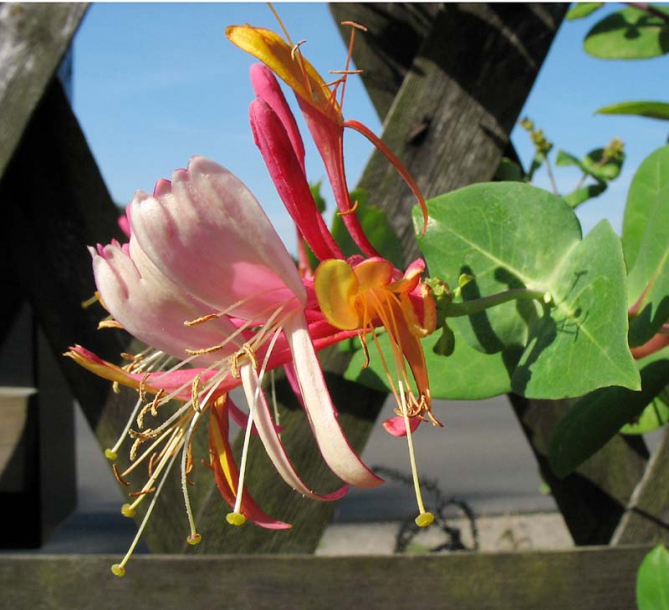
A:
[240,363,348,501]
[283,311,383,488]
[382,415,422,437]
[129,157,305,320]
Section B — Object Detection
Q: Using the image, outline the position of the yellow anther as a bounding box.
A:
[121,504,136,518]
[226,512,247,526]
[111,564,126,577]
[187,533,202,545]
[415,512,435,528]
[104,448,117,460]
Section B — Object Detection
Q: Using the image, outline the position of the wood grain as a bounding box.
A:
[0,547,649,610]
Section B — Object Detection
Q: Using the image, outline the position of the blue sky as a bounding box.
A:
[72,3,668,247]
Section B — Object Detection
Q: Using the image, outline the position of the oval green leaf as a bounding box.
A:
[622,145,669,270]
[596,101,669,121]
[584,6,669,59]
[416,182,639,399]
[567,3,604,21]
[637,544,669,610]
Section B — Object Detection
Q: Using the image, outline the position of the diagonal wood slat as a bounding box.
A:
[0,3,88,181]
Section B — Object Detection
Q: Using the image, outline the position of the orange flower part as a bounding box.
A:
[314,257,438,426]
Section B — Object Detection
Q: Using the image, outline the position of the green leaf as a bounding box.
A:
[330,189,404,269]
[620,396,669,434]
[555,150,582,169]
[637,544,669,610]
[556,148,623,182]
[309,181,327,213]
[596,101,669,121]
[567,2,603,20]
[584,6,669,59]
[562,183,607,209]
[623,145,669,270]
[494,157,525,182]
[548,349,669,478]
[582,148,624,181]
[627,181,669,346]
[344,326,517,400]
[416,182,640,399]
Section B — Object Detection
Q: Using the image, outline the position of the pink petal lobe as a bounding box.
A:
[240,364,348,501]
[283,311,383,489]
[129,157,305,320]
[382,415,422,437]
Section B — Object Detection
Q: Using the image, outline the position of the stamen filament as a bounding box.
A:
[398,380,434,528]
[111,444,183,577]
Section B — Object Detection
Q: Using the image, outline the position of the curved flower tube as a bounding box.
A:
[228,24,429,253]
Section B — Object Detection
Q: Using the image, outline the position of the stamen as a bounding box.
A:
[181,409,203,544]
[106,396,144,459]
[231,326,284,522]
[398,380,434,528]
[291,40,307,61]
[111,443,183,577]
[112,464,131,487]
[81,293,100,309]
[184,312,221,327]
[98,319,123,330]
[191,374,203,413]
[337,199,359,216]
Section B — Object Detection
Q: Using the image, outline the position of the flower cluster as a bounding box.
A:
[69,20,439,576]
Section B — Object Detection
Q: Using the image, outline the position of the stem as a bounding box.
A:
[443,288,550,318]
[626,2,669,25]
[544,157,559,196]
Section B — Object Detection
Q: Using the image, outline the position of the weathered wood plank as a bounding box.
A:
[339,3,567,261]
[330,3,442,119]
[0,3,88,181]
[0,547,649,610]
[509,395,649,545]
[612,426,669,545]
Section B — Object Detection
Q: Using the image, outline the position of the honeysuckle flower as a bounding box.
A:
[69,156,382,576]
[227,22,429,255]
[245,49,440,526]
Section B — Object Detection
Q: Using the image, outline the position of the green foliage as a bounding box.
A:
[596,101,669,121]
[345,328,514,400]
[415,182,639,399]
[620,389,669,434]
[548,349,669,478]
[584,6,669,59]
[623,146,669,269]
[637,544,669,610]
[566,3,604,21]
[623,146,669,346]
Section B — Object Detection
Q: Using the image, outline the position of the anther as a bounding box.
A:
[111,564,126,577]
[337,199,359,216]
[184,313,220,326]
[112,463,131,487]
[191,374,203,413]
[187,533,202,545]
[415,512,435,528]
[340,20,368,32]
[226,512,247,526]
[290,39,307,61]
[128,487,156,498]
